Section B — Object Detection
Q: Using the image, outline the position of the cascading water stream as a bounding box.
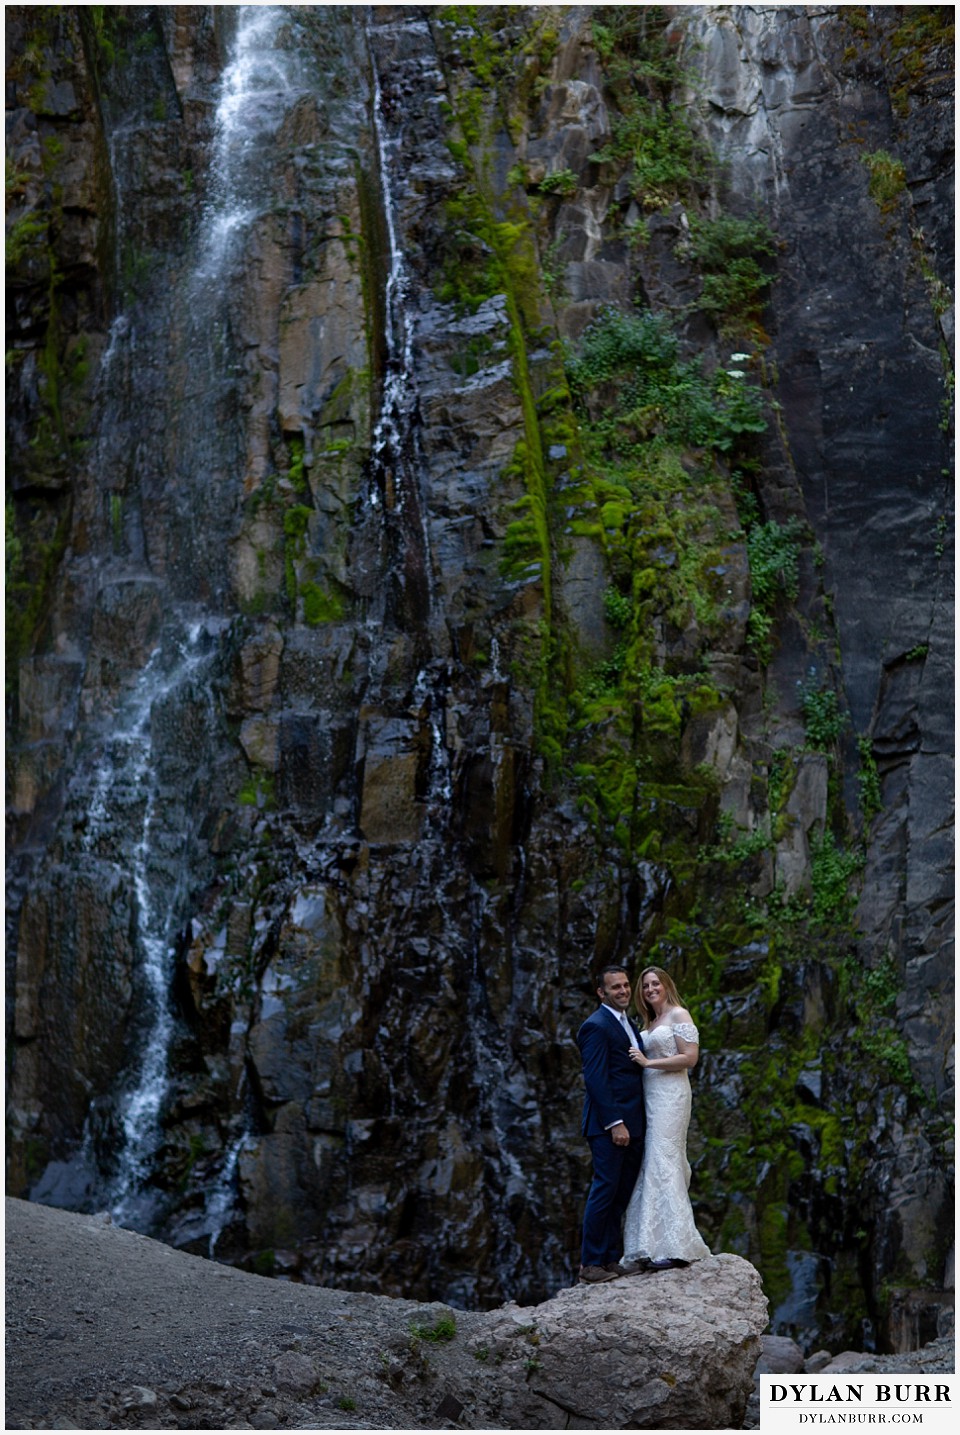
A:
[157,4,311,1244]
[364,24,435,635]
[206,1128,252,1258]
[89,622,220,1225]
[35,7,314,1233]
[413,666,453,817]
[368,48,415,498]
[195,5,304,281]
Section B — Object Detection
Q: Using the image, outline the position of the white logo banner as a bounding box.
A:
[760,1375,957,1435]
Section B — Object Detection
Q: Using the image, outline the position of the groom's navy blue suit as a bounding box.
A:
[577,1004,646,1268]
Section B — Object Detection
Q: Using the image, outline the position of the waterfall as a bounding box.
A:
[207,1129,252,1258]
[413,665,453,817]
[30,7,312,1233]
[97,622,220,1227]
[195,6,304,280]
[365,24,435,633]
[100,6,310,1228]
[368,40,414,493]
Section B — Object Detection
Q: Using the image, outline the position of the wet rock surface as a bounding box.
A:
[6,1198,767,1431]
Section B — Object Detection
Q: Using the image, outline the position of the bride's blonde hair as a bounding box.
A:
[634,965,683,1026]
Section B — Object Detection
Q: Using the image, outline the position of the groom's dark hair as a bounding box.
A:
[596,964,630,985]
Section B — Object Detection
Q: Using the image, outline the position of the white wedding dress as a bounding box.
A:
[622,1021,710,1263]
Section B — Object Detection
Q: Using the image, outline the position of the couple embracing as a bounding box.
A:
[577,963,710,1283]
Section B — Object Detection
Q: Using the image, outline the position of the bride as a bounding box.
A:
[620,965,710,1270]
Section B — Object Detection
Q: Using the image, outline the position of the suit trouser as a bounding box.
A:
[581,1131,643,1267]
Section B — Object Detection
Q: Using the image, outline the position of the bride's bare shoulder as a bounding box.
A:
[669,1006,695,1025]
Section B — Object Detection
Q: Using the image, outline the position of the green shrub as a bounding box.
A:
[688,214,778,333]
[588,6,705,208]
[747,518,802,608]
[809,830,863,923]
[603,586,632,628]
[566,305,766,456]
[591,98,699,205]
[800,678,847,749]
[743,517,803,660]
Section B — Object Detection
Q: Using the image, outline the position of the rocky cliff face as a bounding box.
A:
[5,5,953,1355]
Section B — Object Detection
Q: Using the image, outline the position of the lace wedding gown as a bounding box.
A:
[622,1021,710,1263]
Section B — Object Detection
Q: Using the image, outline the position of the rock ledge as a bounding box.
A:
[6,1197,766,1429]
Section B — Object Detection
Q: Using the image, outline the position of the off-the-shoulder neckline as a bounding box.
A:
[646,1008,696,1032]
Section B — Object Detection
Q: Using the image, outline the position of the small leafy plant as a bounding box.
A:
[745,517,803,660]
[410,1313,457,1342]
[538,167,578,197]
[799,677,847,749]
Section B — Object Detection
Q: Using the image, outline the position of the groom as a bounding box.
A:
[576,964,646,1283]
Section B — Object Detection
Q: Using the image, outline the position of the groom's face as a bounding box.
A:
[598,970,632,1011]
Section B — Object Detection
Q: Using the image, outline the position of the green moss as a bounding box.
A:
[5,504,70,696]
[109,493,123,552]
[886,8,954,114]
[282,504,312,543]
[301,582,344,625]
[437,30,581,770]
[758,1202,792,1306]
[603,586,632,628]
[238,770,276,810]
[287,437,307,492]
[281,503,313,605]
[449,331,495,378]
[5,205,48,269]
[862,149,907,212]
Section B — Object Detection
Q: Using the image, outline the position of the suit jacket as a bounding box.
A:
[577,1005,645,1138]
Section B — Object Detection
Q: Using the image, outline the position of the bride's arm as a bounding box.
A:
[628,1009,699,1070]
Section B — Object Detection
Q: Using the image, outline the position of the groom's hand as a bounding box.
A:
[610,1121,630,1146]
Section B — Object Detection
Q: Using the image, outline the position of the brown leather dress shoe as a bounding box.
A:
[579,1264,619,1283]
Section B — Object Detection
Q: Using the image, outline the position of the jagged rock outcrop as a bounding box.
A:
[6,1197,767,1430]
[5,4,953,1357]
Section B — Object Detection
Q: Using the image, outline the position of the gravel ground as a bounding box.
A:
[5,1197,491,1430]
